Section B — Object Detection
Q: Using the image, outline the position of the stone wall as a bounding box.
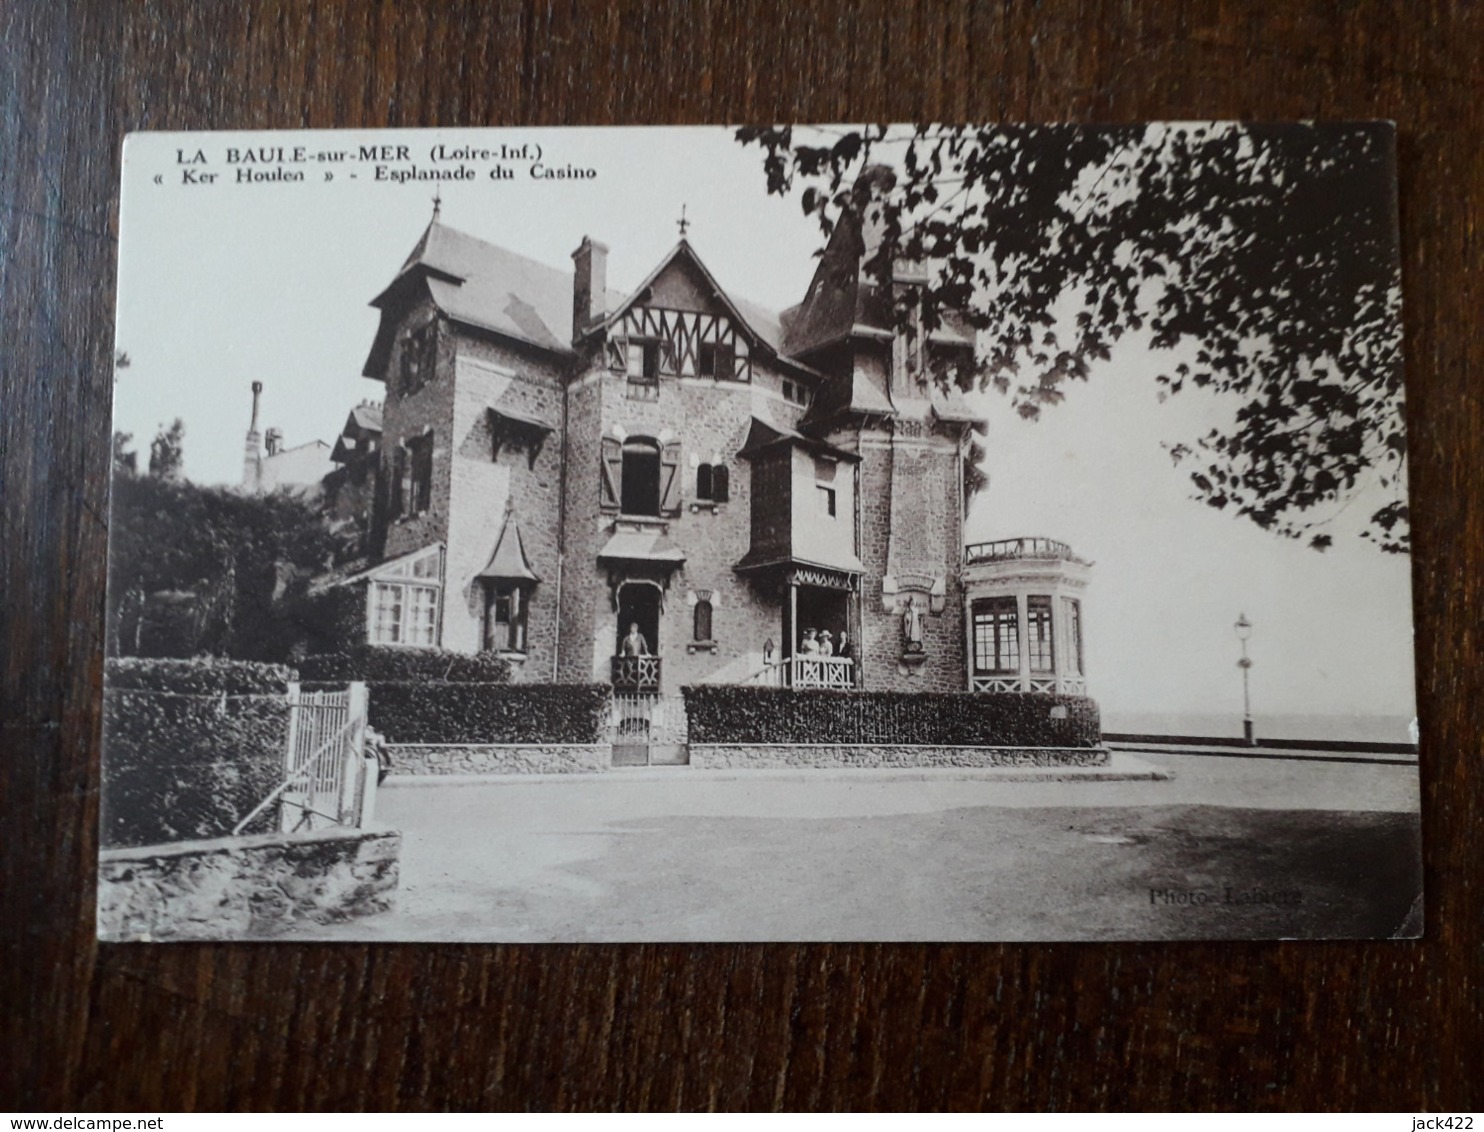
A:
[97,827,401,941]
[380,298,456,559]
[559,343,803,691]
[442,333,567,671]
[689,743,1111,770]
[387,742,610,775]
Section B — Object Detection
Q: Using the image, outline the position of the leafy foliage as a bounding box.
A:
[107,472,345,661]
[101,658,290,848]
[105,656,296,695]
[737,123,1407,551]
[368,683,612,745]
[683,686,1101,748]
[300,645,513,684]
[148,418,186,480]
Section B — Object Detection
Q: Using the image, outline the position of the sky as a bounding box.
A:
[112,126,1419,735]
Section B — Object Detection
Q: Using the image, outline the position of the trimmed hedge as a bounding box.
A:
[682,687,1101,748]
[368,683,612,745]
[101,658,292,848]
[104,656,296,695]
[299,645,512,684]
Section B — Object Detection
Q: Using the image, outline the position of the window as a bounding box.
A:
[695,462,730,503]
[1027,595,1055,672]
[972,597,1020,674]
[782,378,809,405]
[601,436,681,516]
[371,581,438,646]
[818,485,837,517]
[1062,597,1084,675]
[389,447,406,517]
[484,583,528,653]
[625,340,660,399]
[620,439,661,516]
[399,321,437,393]
[693,598,713,643]
[405,433,434,516]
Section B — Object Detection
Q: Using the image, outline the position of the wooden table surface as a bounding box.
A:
[2,0,1479,1112]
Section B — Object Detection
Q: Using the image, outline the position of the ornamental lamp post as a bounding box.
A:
[1234,612,1255,746]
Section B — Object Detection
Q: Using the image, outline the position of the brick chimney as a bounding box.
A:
[242,380,263,492]
[571,236,609,341]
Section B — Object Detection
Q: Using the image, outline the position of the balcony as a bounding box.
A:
[747,655,856,690]
[612,654,661,693]
[964,537,1083,565]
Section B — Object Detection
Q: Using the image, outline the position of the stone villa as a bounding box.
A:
[319,173,1092,701]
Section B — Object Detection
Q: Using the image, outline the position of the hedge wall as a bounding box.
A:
[299,645,512,684]
[368,683,612,745]
[682,687,1101,748]
[105,656,296,695]
[101,658,294,849]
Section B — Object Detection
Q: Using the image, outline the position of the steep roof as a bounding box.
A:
[597,239,788,355]
[366,221,629,373]
[365,220,838,383]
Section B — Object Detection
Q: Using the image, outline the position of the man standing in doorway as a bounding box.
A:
[621,622,650,656]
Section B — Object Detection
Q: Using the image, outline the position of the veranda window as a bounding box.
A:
[1027,595,1055,672]
[971,597,1020,675]
[371,581,439,646]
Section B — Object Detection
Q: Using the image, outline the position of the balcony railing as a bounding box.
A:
[970,674,1088,695]
[963,537,1080,565]
[746,655,856,690]
[612,654,662,693]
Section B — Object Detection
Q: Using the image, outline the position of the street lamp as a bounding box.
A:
[1234,613,1255,746]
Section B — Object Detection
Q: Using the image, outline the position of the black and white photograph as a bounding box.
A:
[100,123,1420,942]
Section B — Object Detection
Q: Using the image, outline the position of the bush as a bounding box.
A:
[101,658,292,848]
[368,683,611,744]
[299,645,512,684]
[104,656,297,695]
[682,687,1101,748]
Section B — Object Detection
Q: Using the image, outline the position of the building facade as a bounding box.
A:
[335,179,1091,699]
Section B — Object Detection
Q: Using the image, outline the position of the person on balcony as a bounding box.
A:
[799,628,819,654]
[620,622,650,657]
[836,631,851,660]
[817,630,834,656]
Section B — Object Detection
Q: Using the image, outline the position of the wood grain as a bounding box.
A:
[2,0,1478,1111]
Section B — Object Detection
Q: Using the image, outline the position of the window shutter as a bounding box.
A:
[696,464,713,501]
[712,464,730,503]
[659,338,679,376]
[606,334,626,372]
[660,441,682,516]
[600,437,622,510]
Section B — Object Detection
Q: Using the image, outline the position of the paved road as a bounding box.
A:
[292,752,1421,942]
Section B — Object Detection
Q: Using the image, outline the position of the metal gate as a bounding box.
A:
[233,681,372,835]
[610,693,689,767]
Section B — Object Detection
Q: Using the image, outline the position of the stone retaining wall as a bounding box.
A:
[688,743,1112,770]
[97,827,401,941]
[387,742,610,775]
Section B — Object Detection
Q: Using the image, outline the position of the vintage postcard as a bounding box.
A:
[101,124,1420,941]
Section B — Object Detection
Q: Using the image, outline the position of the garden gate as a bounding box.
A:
[609,693,689,767]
